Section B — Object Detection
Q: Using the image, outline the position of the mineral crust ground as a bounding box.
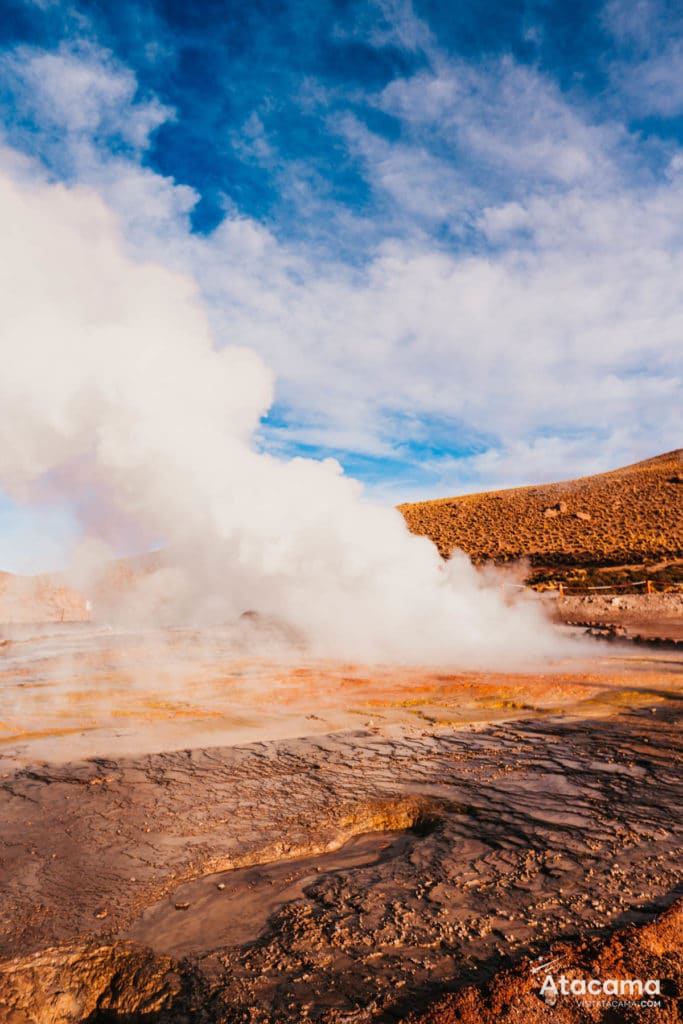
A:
[0,625,681,1023]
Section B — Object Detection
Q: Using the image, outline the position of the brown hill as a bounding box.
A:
[0,553,165,627]
[0,570,89,624]
[399,450,683,588]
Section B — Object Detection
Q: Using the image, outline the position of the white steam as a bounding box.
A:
[0,164,560,665]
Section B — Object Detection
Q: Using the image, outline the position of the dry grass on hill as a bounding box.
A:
[399,450,683,588]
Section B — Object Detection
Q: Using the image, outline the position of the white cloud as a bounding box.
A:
[232,111,276,165]
[334,0,436,55]
[0,35,680,512]
[4,43,172,150]
[611,42,683,117]
[376,57,625,192]
[334,111,479,225]
[602,0,683,117]
[439,433,662,494]
[601,0,670,50]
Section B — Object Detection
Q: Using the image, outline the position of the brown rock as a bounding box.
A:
[0,942,202,1024]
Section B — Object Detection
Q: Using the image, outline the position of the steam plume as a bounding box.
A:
[0,164,561,665]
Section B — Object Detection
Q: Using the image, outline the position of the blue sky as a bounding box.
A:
[0,0,682,571]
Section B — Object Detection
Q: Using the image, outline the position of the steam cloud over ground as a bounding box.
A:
[0,160,559,665]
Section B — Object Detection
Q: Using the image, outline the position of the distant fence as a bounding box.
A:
[501,579,682,596]
[560,580,649,595]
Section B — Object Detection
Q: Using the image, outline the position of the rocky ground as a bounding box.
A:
[1,676,682,1022]
[556,592,683,641]
[408,899,683,1024]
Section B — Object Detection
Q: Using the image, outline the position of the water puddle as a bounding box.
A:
[125,828,416,956]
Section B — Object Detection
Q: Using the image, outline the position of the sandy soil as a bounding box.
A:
[0,624,682,1022]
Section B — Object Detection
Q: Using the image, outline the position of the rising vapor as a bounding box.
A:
[0,161,562,665]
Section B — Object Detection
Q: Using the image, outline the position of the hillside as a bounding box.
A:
[399,449,683,588]
[0,570,88,624]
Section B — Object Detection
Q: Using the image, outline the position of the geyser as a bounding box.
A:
[0,160,560,665]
